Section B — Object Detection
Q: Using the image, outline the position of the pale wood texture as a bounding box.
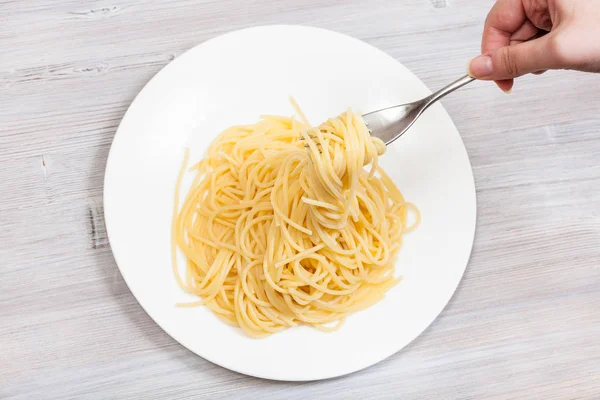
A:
[1,0,599,399]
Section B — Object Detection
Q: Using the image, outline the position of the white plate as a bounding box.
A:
[104,25,476,381]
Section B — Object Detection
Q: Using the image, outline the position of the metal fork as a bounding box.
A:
[302,74,474,148]
[362,74,474,145]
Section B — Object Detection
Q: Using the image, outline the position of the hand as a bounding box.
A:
[468,0,600,92]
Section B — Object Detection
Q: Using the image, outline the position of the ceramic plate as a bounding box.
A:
[104,25,476,381]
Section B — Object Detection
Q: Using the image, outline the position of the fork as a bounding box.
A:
[302,74,474,148]
[362,74,474,145]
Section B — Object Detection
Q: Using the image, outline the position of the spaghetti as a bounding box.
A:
[172,105,419,337]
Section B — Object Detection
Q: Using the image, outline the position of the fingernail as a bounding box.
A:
[503,88,512,94]
[468,55,493,78]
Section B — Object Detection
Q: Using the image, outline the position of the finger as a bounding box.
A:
[481,0,527,54]
[495,79,514,93]
[497,21,540,93]
[469,35,555,80]
[532,70,547,75]
[509,20,540,45]
[480,0,527,92]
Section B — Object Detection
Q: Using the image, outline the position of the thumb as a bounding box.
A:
[469,36,555,80]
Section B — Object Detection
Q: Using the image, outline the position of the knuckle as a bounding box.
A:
[526,0,553,30]
[499,47,520,77]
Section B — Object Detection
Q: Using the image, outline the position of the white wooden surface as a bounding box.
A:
[1,0,599,398]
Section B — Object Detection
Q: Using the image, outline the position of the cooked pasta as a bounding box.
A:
[172,103,419,337]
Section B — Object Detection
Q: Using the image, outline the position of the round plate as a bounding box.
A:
[104,25,476,381]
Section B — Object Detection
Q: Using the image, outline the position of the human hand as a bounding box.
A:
[468,0,600,92]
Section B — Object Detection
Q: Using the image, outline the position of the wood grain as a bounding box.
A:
[1,0,599,398]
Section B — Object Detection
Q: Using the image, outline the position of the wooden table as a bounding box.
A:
[2,1,599,398]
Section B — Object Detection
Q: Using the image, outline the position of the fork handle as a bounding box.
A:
[422,74,475,110]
